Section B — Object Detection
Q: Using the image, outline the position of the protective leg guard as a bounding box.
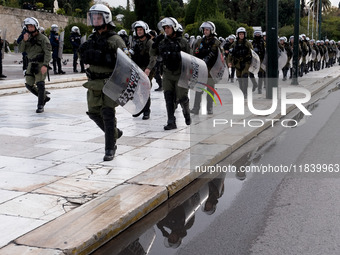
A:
[179,96,191,125]
[190,91,202,115]
[36,81,45,113]
[164,91,177,130]
[101,107,117,161]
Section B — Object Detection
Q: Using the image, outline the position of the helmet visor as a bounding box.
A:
[87,12,104,27]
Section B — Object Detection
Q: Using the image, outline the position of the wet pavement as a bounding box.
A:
[95,82,340,255]
[0,51,340,254]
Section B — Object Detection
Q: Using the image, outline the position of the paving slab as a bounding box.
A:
[0,63,339,254]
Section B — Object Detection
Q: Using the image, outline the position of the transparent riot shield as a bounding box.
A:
[58,31,64,59]
[260,52,267,71]
[80,35,86,44]
[210,48,229,84]
[248,49,260,74]
[1,28,6,59]
[337,48,340,58]
[325,51,329,62]
[103,48,151,115]
[317,52,321,62]
[278,49,288,70]
[178,51,208,92]
[312,50,316,60]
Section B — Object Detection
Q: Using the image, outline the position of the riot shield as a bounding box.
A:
[311,50,316,60]
[336,48,340,58]
[248,49,260,74]
[260,52,267,71]
[325,51,329,62]
[58,31,64,59]
[210,47,229,84]
[103,48,151,115]
[278,49,288,70]
[178,51,208,92]
[317,52,321,62]
[80,35,86,44]
[1,28,6,59]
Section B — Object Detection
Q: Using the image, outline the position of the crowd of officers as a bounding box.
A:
[12,3,340,161]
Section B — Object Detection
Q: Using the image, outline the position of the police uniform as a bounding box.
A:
[130,30,156,119]
[251,33,266,92]
[70,31,85,73]
[50,30,65,74]
[0,33,6,78]
[192,34,221,114]
[228,34,253,98]
[153,33,191,129]
[19,29,52,112]
[79,29,126,160]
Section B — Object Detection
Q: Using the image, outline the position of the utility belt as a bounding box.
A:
[28,54,44,63]
[85,69,111,80]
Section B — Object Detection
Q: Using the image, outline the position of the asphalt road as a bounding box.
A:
[95,82,340,255]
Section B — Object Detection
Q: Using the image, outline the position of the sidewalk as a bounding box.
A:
[0,65,339,255]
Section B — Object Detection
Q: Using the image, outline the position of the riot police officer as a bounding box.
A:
[224,34,236,83]
[79,4,126,161]
[19,17,52,113]
[70,26,85,73]
[151,17,191,130]
[50,24,65,74]
[191,21,221,115]
[251,30,265,93]
[0,29,6,79]
[228,27,253,99]
[130,20,156,120]
[118,29,130,48]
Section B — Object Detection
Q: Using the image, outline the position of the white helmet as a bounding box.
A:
[71,26,80,34]
[228,34,236,41]
[157,17,180,32]
[51,24,58,32]
[88,4,115,28]
[24,17,40,31]
[199,21,216,35]
[38,27,45,33]
[131,20,150,34]
[118,29,127,36]
[177,24,183,33]
[236,27,247,37]
[253,30,262,37]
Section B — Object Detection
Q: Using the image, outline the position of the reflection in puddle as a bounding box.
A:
[92,172,241,255]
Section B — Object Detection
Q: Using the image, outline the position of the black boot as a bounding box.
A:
[142,97,151,120]
[179,96,191,125]
[258,76,263,94]
[87,112,123,139]
[164,91,177,130]
[190,91,202,115]
[26,83,50,105]
[102,108,117,161]
[36,81,45,113]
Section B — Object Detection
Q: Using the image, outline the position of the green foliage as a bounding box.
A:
[57,8,66,15]
[278,25,294,38]
[322,12,340,40]
[134,0,161,30]
[184,22,199,36]
[63,22,91,53]
[164,4,174,17]
[195,0,218,22]
[123,10,137,30]
[185,0,199,25]
[36,2,44,9]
